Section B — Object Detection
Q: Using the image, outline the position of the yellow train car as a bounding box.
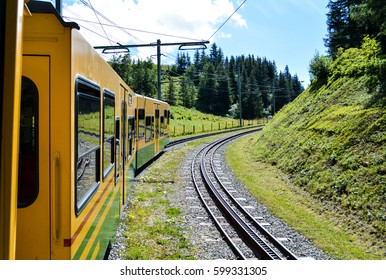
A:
[17,1,134,259]
[136,94,170,170]
[1,0,169,260]
[0,0,25,260]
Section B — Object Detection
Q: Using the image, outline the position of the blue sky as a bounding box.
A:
[58,0,328,86]
[217,1,329,85]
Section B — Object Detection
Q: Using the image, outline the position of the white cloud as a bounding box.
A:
[63,0,247,61]
[218,32,232,39]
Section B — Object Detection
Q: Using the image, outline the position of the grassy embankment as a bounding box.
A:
[226,40,386,259]
[169,106,261,137]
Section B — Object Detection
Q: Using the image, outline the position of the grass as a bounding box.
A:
[226,134,384,259]
[121,134,235,259]
[170,105,263,137]
[121,145,195,260]
[228,45,386,259]
[252,76,386,239]
[117,104,263,259]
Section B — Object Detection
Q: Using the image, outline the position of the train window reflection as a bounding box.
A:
[18,76,39,208]
[138,108,145,138]
[103,90,115,179]
[145,116,152,142]
[128,117,135,156]
[75,77,101,213]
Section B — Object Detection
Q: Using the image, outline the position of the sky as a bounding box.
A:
[56,0,329,86]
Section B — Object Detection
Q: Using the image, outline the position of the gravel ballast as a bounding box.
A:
[109,136,331,260]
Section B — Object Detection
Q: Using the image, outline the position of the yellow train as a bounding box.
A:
[0,0,169,259]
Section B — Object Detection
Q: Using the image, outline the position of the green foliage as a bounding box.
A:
[252,64,386,238]
[326,36,386,103]
[329,36,381,80]
[109,54,158,98]
[309,52,332,83]
[325,0,386,56]
[226,135,384,259]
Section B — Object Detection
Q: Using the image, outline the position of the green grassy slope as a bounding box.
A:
[169,105,260,137]
[252,51,386,238]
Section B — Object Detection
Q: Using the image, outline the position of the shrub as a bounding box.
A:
[309,51,332,84]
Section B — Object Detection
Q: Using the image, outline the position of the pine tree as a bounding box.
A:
[325,0,364,58]
[196,63,218,113]
[227,56,239,105]
[165,75,177,106]
[350,0,386,53]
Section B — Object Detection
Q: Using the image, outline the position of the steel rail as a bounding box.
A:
[199,134,281,260]
[166,126,263,149]
[209,135,298,260]
[191,137,247,259]
[191,129,296,259]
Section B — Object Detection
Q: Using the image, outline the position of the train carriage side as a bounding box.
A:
[71,31,124,260]
[70,12,137,260]
[136,94,169,170]
[17,1,132,259]
[125,89,137,197]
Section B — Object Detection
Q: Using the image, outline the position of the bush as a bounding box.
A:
[309,52,332,83]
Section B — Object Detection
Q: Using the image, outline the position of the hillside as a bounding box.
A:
[251,39,386,238]
[169,106,260,137]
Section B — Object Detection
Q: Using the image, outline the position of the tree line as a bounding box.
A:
[310,0,386,100]
[325,0,386,58]
[109,43,304,119]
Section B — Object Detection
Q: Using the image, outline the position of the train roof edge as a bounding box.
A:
[135,93,169,105]
[27,1,80,30]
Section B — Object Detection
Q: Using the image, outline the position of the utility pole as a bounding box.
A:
[56,0,62,16]
[157,39,161,100]
[272,76,275,115]
[95,40,209,101]
[237,67,242,127]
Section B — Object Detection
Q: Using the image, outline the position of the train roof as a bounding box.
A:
[27,1,80,30]
[135,94,169,105]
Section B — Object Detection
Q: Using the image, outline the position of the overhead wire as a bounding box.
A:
[87,0,111,45]
[63,17,205,42]
[62,5,120,45]
[208,0,247,40]
[78,0,142,43]
[63,1,200,61]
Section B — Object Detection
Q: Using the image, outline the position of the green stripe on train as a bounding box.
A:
[136,143,155,169]
[72,185,121,260]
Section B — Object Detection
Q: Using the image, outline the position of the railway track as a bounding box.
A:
[191,130,298,260]
[165,125,264,148]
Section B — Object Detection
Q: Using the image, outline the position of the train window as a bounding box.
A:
[75,77,101,214]
[138,108,145,139]
[128,93,133,107]
[128,117,135,155]
[160,116,165,135]
[115,117,120,182]
[103,90,115,179]
[145,116,152,142]
[18,76,39,208]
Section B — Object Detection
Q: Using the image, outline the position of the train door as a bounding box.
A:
[154,107,160,154]
[16,55,50,259]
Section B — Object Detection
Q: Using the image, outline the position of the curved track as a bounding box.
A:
[191,130,298,260]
